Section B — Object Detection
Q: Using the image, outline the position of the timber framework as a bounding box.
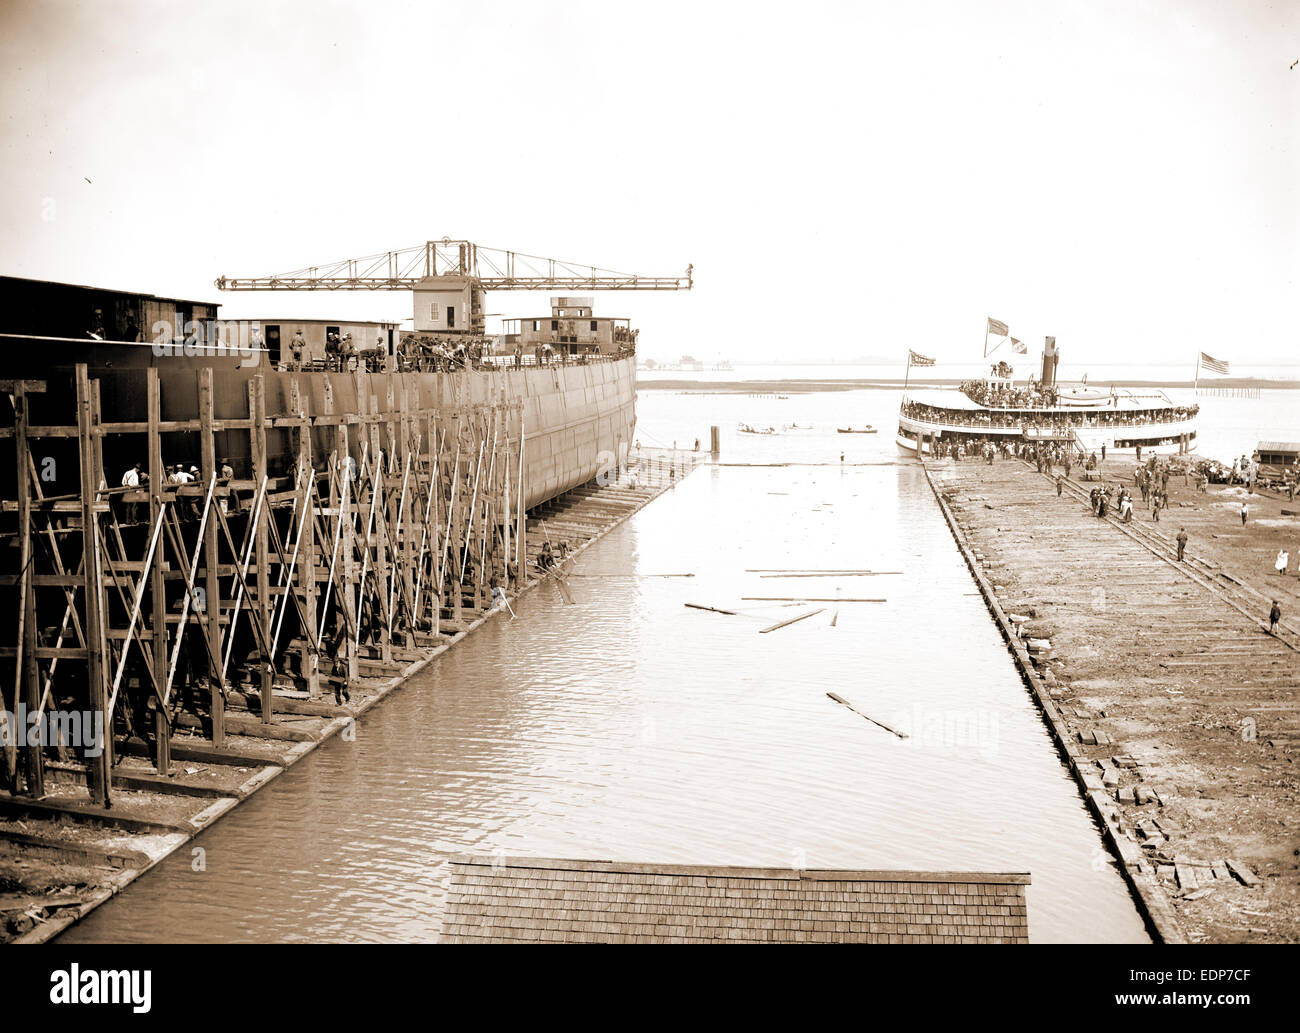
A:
[1,364,532,805]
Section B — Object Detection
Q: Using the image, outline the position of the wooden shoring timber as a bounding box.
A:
[198,368,226,743]
[147,368,170,769]
[438,430,461,604]
[21,429,88,749]
[219,475,271,677]
[396,384,418,632]
[502,414,512,590]
[387,451,413,641]
[516,416,527,578]
[267,469,315,663]
[460,428,487,583]
[212,481,275,676]
[287,375,318,699]
[349,443,399,653]
[412,426,445,633]
[101,508,168,718]
[76,365,111,805]
[248,374,274,723]
[318,374,357,683]
[314,455,350,651]
[478,403,501,604]
[9,380,38,792]
[359,374,392,661]
[161,479,227,708]
[352,444,381,648]
[368,389,395,661]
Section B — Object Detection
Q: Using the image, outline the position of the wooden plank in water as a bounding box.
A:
[759,608,824,633]
[684,603,738,616]
[826,692,908,738]
[744,596,885,603]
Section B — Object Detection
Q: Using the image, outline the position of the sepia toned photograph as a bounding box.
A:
[0,0,1295,1010]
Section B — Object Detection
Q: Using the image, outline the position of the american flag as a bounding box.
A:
[908,350,935,366]
[1200,352,1230,375]
[987,317,1009,337]
[1011,338,1027,354]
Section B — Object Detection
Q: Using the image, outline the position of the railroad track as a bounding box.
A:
[1021,461,1299,654]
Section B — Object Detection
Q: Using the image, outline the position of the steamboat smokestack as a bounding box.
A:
[1041,336,1059,388]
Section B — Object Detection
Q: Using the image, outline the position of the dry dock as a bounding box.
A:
[0,447,703,943]
[926,454,1299,943]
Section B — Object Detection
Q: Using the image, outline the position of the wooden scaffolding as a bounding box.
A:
[0,365,525,806]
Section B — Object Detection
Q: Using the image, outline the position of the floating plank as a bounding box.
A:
[743,596,886,603]
[685,603,738,616]
[826,692,908,738]
[758,572,902,578]
[759,608,824,633]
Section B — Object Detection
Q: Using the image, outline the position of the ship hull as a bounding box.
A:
[9,343,637,510]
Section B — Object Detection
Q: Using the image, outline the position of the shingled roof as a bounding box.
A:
[441,857,1030,943]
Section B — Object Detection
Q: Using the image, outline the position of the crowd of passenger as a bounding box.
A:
[900,398,1199,432]
[959,379,1061,408]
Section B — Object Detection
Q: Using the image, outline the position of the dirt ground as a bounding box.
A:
[930,454,1300,943]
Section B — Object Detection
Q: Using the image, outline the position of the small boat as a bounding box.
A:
[837,426,877,434]
[738,423,777,435]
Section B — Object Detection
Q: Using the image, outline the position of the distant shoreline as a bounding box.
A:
[637,376,1300,393]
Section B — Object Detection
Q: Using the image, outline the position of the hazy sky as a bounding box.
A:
[2,0,1296,365]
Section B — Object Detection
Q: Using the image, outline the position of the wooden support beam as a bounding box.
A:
[249,375,274,724]
[148,367,170,772]
[199,368,225,746]
[14,381,42,795]
[289,375,319,696]
[77,365,111,806]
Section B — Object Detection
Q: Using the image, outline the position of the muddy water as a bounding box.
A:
[62,389,1150,943]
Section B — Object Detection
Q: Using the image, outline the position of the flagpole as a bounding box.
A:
[983,322,989,358]
[1194,352,1201,398]
[904,350,913,395]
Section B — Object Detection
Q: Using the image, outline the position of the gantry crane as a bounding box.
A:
[216,240,692,335]
[216,240,692,292]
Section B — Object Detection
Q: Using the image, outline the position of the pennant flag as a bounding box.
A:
[908,349,936,367]
[1200,352,1230,375]
[1011,338,1026,354]
[987,317,1009,337]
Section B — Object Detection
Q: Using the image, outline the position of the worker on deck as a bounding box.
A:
[324,612,351,705]
[289,329,305,370]
[121,462,143,524]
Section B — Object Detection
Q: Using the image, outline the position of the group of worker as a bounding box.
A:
[119,458,237,523]
[284,329,387,372]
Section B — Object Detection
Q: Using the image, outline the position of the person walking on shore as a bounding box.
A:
[1277,549,1289,576]
[1241,501,1249,526]
[1176,527,1188,562]
[1056,473,1063,497]
[1269,600,1282,635]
